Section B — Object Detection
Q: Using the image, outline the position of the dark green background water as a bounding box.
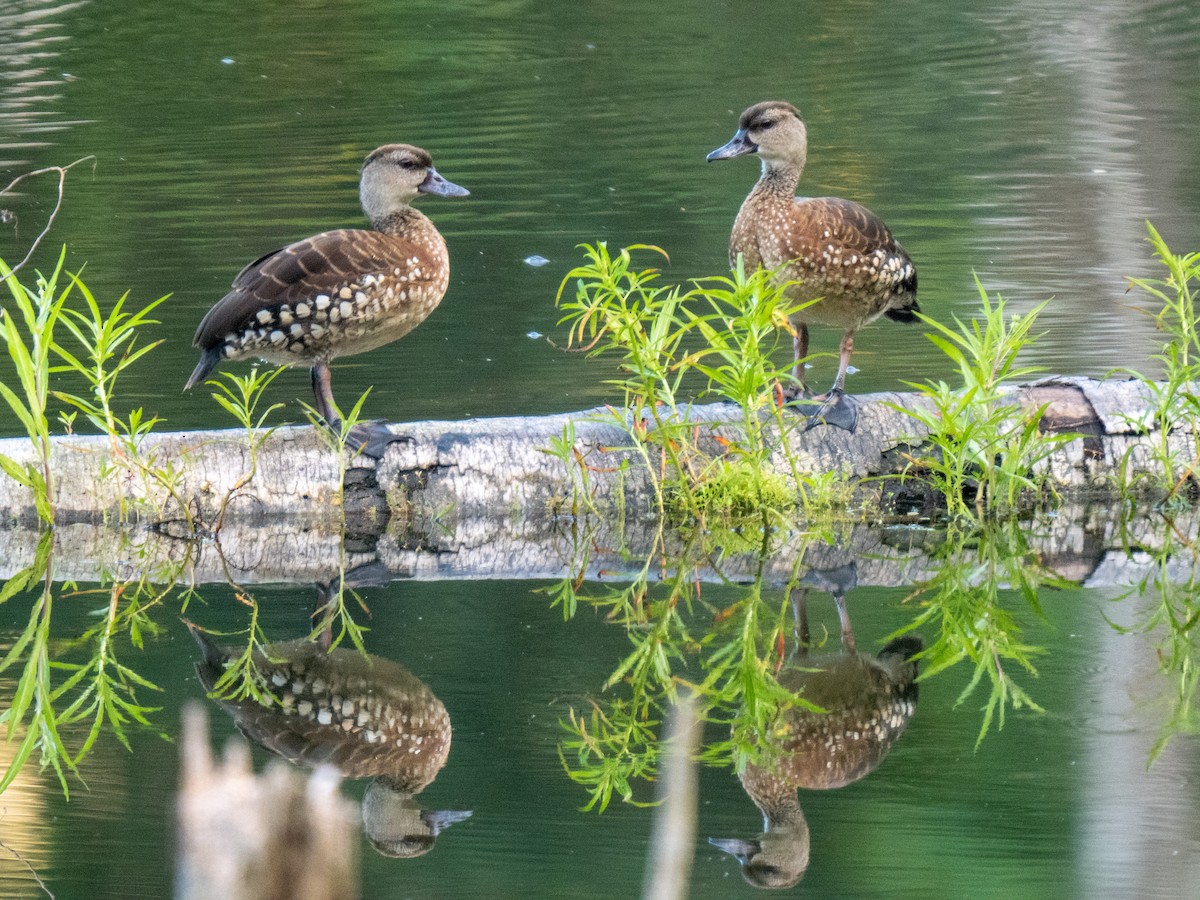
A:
[2,0,1200,897]
[3,577,1197,899]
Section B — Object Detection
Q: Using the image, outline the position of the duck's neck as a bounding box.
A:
[743,768,806,829]
[764,794,806,831]
[370,205,431,236]
[753,160,802,200]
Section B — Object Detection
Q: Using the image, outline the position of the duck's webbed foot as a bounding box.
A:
[348,420,414,459]
[801,388,858,433]
[319,418,412,459]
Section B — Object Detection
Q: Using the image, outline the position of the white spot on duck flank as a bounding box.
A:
[354,291,367,304]
[316,708,333,725]
[256,310,273,325]
[289,324,303,338]
[339,287,352,300]
[339,301,353,318]
[310,324,326,339]
[295,303,311,317]
[279,310,294,326]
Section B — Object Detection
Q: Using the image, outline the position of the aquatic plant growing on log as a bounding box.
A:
[1118,222,1200,503]
[555,243,840,529]
[896,279,1073,517]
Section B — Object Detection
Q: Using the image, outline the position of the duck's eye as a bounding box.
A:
[398,159,417,170]
[756,119,775,131]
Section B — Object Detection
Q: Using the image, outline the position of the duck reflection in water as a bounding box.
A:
[710,565,921,889]
[187,621,470,858]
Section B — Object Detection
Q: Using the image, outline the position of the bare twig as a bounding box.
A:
[0,156,96,280]
[0,812,56,898]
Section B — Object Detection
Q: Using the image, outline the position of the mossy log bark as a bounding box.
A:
[0,377,1195,591]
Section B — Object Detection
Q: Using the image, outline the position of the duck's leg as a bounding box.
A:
[311,362,339,427]
[832,588,856,654]
[803,329,858,432]
[789,586,811,660]
[777,321,811,403]
[312,561,391,649]
[777,322,815,408]
[309,362,409,460]
[792,322,809,392]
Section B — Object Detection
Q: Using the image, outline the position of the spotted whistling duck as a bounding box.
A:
[707,101,918,431]
[185,144,468,457]
[187,622,471,858]
[710,577,921,888]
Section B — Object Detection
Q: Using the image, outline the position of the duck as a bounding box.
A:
[707,101,918,432]
[710,577,921,888]
[185,144,468,458]
[186,621,471,858]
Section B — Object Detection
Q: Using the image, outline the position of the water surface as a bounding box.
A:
[2,1,1200,898]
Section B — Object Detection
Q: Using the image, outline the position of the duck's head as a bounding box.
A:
[362,778,472,859]
[709,826,810,890]
[359,143,469,223]
[707,101,807,172]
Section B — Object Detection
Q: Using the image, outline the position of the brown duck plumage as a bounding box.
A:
[187,623,470,858]
[708,101,917,427]
[185,144,468,456]
[711,587,920,888]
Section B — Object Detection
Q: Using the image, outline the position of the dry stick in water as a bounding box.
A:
[0,156,96,281]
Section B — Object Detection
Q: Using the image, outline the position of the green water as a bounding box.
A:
[2,0,1200,897]
[2,571,1196,899]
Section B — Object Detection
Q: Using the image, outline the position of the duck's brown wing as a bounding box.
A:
[783,198,906,262]
[193,228,440,349]
[788,197,918,308]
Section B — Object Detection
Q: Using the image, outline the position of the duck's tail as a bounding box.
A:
[184,346,222,391]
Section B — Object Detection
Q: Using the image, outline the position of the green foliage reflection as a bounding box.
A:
[553,518,1075,810]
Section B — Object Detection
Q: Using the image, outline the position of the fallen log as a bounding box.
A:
[0,377,1182,536]
[0,497,1194,593]
[0,376,1196,593]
